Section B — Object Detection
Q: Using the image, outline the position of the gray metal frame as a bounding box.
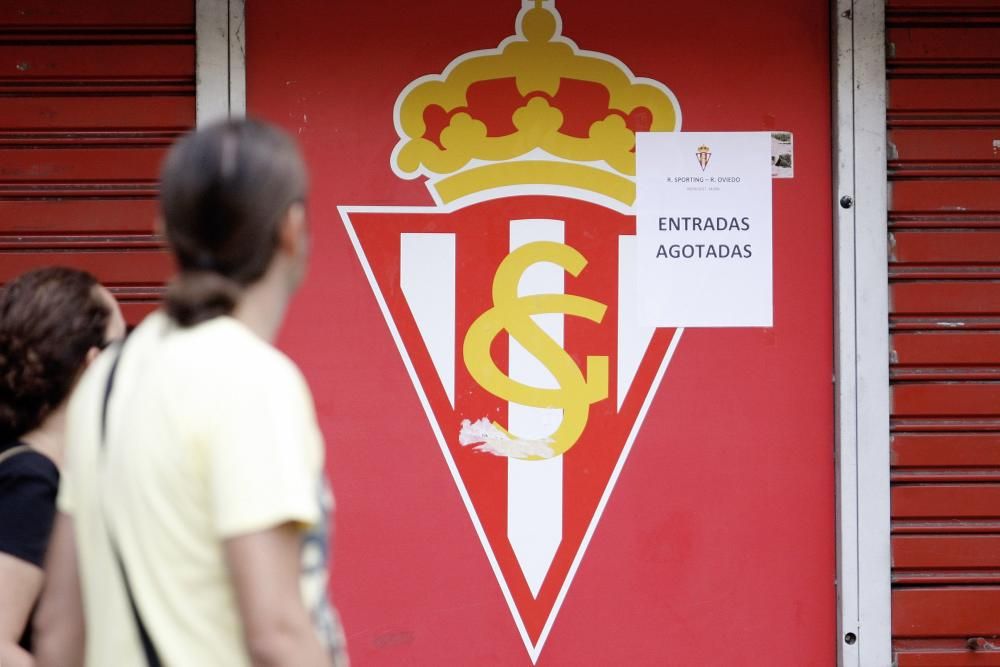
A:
[833,1,892,665]
[196,0,246,125]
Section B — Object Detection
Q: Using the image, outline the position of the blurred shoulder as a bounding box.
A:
[162,314,308,396]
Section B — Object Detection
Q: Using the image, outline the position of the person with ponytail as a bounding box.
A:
[34,119,347,667]
[0,267,125,667]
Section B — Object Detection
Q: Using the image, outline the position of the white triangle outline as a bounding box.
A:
[340,204,683,663]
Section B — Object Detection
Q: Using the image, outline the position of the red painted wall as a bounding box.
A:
[247,2,834,664]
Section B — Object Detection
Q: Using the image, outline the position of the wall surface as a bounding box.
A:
[246,1,836,664]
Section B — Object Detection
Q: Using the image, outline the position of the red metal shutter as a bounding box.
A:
[0,0,195,325]
[888,1,1000,664]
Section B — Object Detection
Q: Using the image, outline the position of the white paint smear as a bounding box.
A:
[459,418,555,459]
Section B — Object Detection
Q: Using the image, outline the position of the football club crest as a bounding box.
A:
[341,1,683,660]
[696,144,712,171]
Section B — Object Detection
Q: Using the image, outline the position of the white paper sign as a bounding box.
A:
[636,132,773,327]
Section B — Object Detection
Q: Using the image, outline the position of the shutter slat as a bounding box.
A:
[0,43,193,80]
[0,249,173,285]
[890,78,1000,111]
[893,282,1000,314]
[894,383,1000,417]
[0,1,193,27]
[893,332,1000,365]
[889,180,1000,214]
[0,96,194,130]
[894,535,1000,568]
[888,27,1000,59]
[893,433,1000,466]
[891,128,1000,163]
[893,484,1000,518]
[893,587,1000,636]
[892,231,1000,264]
[897,637,1000,666]
[0,199,158,234]
[0,147,169,183]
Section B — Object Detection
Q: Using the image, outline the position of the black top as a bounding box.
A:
[0,441,60,651]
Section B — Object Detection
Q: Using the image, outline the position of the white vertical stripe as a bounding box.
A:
[617,236,657,410]
[401,233,456,406]
[508,219,564,598]
[508,456,562,598]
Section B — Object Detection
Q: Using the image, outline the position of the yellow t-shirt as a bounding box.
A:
[60,311,345,666]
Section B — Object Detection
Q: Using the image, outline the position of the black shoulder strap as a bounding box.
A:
[100,342,163,667]
[99,344,123,444]
[0,444,32,467]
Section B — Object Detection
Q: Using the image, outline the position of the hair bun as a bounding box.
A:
[165,270,244,327]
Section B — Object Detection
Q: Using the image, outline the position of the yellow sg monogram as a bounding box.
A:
[463,241,609,458]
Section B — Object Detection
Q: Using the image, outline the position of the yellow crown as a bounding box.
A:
[697,145,710,153]
[391,0,681,206]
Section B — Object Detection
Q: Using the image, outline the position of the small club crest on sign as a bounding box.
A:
[696,144,712,171]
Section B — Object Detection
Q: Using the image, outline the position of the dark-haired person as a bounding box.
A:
[0,267,125,667]
[35,119,347,667]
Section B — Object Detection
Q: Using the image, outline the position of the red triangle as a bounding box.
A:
[343,195,678,657]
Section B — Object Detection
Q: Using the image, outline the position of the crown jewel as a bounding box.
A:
[391,0,681,205]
